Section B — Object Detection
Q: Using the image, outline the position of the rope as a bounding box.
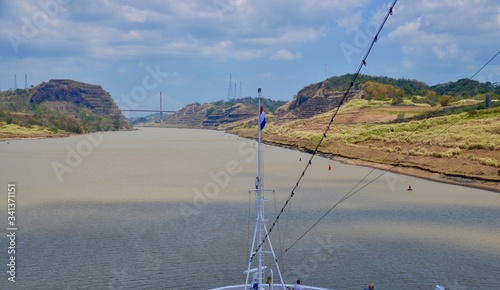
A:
[272,188,285,273]
[246,187,252,265]
[250,0,399,263]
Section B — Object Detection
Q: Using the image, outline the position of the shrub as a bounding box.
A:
[206,107,215,117]
[473,157,500,168]
[430,151,444,158]
[439,95,453,106]
[468,143,486,150]
[445,147,461,157]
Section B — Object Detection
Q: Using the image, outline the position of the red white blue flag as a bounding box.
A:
[259,106,266,130]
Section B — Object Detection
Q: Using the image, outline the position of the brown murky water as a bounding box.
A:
[1,128,498,289]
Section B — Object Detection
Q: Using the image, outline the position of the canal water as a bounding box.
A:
[0,128,498,289]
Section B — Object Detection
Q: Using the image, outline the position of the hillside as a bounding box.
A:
[0,79,130,139]
[149,97,286,128]
[31,80,124,117]
[275,82,362,120]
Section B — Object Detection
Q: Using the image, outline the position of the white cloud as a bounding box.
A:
[120,5,164,23]
[386,0,500,69]
[336,11,363,32]
[389,17,459,61]
[0,0,371,62]
[271,49,301,61]
[388,17,422,39]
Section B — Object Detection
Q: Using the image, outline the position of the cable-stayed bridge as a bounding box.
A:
[120,92,176,122]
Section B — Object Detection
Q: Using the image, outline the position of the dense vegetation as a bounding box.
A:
[321,74,500,106]
[430,78,500,97]
[324,73,429,95]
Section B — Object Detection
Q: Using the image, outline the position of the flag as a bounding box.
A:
[259,106,266,130]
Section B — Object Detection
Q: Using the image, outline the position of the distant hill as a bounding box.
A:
[0,79,130,137]
[430,78,500,97]
[324,73,429,95]
[155,97,286,128]
[31,79,124,117]
[318,73,500,98]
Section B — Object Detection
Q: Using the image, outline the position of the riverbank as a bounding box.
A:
[333,154,500,193]
[232,131,500,194]
[0,123,70,140]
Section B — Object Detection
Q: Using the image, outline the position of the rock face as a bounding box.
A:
[165,102,256,128]
[276,81,362,120]
[30,79,123,118]
[164,103,210,128]
[202,103,254,127]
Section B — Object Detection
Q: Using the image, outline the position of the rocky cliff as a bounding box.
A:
[27,79,130,132]
[275,81,362,120]
[163,103,210,128]
[31,79,124,118]
[202,103,254,127]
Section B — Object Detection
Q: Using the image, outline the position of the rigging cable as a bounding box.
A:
[250,0,399,263]
[246,186,252,266]
[280,50,500,256]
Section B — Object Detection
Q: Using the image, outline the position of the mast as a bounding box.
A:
[257,88,263,288]
[244,88,286,290]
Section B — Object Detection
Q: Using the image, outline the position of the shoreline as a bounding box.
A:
[332,155,500,193]
[0,134,69,142]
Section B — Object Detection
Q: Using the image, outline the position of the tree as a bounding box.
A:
[439,95,453,107]
[426,90,439,106]
[362,81,402,101]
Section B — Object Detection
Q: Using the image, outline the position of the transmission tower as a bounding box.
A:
[239,81,242,98]
[25,74,28,89]
[14,74,17,90]
[325,63,328,81]
[227,74,233,100]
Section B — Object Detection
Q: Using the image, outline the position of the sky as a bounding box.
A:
[0,0,499,116]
